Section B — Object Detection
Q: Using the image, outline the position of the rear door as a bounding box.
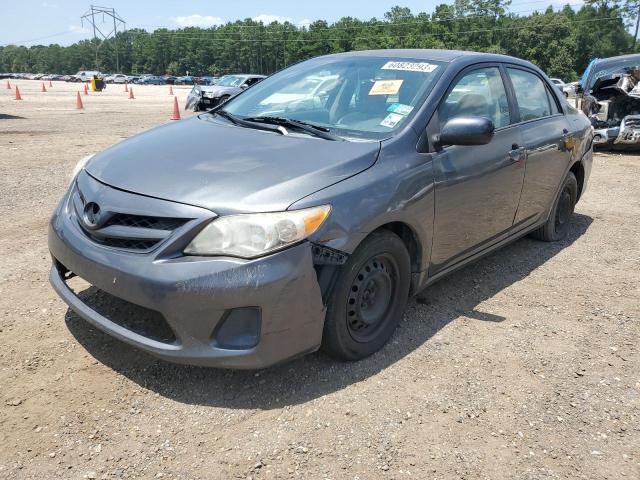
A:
[505,66,573,225]
[429,64,526,273]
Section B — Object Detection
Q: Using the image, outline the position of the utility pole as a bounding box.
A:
[81,5,126,72]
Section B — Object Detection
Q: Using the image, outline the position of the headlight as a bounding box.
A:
[70,154,94,182]
[184,205,331,258]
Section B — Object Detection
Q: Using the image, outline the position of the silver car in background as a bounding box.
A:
[185,74,266,111]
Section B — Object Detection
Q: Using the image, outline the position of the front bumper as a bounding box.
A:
[593,115,640,146]
[48,176,326,369]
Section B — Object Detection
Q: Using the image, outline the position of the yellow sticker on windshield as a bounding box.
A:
[369,79,404,96]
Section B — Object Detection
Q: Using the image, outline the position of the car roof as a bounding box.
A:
[594,53,640,68]
[223,74,266,79]
[325,49,530,63]
[317,49,541,72]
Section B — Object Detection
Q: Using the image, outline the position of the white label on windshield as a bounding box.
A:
[382,61,438,73]
[380,113,405,129]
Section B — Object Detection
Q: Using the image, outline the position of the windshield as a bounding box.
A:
[222,56,444,140]
[585,58,640,91]
[217,75,245,87]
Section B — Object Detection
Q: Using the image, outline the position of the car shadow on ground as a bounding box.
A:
[65,213,593,410]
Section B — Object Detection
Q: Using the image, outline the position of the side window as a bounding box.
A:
[507,68,552,121]
[546,87,561,115]
[439,67,511,129]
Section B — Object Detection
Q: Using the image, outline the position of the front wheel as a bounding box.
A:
[531,171,578,242]
[322,230,411,361]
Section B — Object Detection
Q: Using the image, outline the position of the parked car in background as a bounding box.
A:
[185,74,266,111]
[200,76,219,85]
[125,75,139,83]
[549,78,572,98]
[50,50,592,369]
[175,75,195,85]
[73,71,101,82]
[137,75,166,85]
[163,76,177,85]
[576,53,640,148]
[110,74,127,84]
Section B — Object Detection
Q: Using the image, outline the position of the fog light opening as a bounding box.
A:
[213,307,261,350]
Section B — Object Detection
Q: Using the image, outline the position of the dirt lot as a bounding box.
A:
[0,79,638,480]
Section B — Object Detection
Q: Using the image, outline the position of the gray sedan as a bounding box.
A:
[185,74,266,111]
[49,49,593,369]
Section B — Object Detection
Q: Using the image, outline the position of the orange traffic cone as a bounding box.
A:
[41,82,47,92]
[6,80,11,90]
[128,87,135,99]
[124,82,128,93]
[76,91,83,109]
[15,85,22,100]
[170,96,181,120]
[49,80,53,88]
[169,85,174,95]
[84,83,89,95]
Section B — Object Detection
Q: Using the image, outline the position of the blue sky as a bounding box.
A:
[2,0,583,46]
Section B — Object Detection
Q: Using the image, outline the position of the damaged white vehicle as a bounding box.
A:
[576,54,640,148]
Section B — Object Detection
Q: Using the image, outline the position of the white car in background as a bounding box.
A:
[550,78,574,98]
[74,70,101,82]
[111,74,127,84]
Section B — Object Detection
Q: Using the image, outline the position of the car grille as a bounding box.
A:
[73,189,191,252]
[104,213,187,231]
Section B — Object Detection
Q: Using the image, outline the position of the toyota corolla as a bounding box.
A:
[49,50,593,369]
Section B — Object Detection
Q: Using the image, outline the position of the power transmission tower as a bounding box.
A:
[81,5,126,72]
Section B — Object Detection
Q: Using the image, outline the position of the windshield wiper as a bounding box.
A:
[242,116,341,141]
[213,110,285,135]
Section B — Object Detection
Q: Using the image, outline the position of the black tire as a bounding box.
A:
[531,171,578,242]
[218,95,230,105]
[322,230,411,361]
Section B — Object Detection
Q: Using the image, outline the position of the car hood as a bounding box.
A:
[85,116,380,214]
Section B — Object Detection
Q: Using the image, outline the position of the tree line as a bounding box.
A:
[0,1,637,81]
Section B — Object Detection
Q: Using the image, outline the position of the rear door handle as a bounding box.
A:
[509,144,526,162]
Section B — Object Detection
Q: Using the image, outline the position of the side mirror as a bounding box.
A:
[435,116,495,149]
[240,84,249,89]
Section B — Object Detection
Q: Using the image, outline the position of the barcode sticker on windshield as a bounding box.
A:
[382,62,438,73]
[380,113,405,129]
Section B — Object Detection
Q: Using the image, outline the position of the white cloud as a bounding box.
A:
[252,14,291,25]
[297,18,313,27]
[69,25,90,34]
[172,14,224,28]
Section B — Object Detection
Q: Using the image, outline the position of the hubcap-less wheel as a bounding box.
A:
[554,188,572,237]
[346,254,398,343]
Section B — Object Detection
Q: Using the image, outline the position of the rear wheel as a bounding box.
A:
[322,230,411,361]
[531,171,578,242]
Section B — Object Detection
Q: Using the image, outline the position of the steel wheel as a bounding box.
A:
[346,254,398,343]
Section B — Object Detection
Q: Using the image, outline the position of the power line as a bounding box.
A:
[121,15,623,43]
[137,2,590,35]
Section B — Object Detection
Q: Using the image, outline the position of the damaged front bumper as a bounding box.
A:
[48,177,327,369]
[593,115,640,146]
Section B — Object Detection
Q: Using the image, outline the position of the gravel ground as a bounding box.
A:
[0,80,638,480]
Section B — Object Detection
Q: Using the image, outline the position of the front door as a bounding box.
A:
[429,65,525,273]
